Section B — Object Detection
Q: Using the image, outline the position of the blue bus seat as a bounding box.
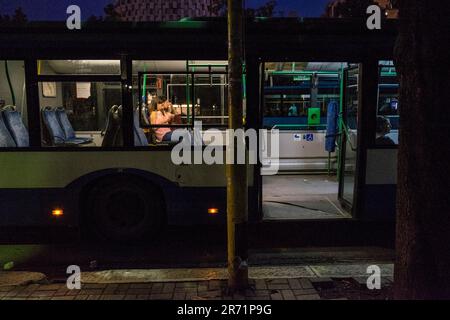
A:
[55,108,93,144]
[134,107,148,146]
[0,111,17,148]
[41,107,81,146]
[2,106,29,147]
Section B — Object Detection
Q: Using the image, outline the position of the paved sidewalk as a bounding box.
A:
[0,278,327,300]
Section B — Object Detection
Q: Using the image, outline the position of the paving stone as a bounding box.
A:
[299,279,314,289]
[38,284,63,291]
[208,280,223,290]
[83,283,107,289]
[30,290,56,298]
[288,279,302,290]
[280,289,296,300]
[173,292,186,300]
[79,289,104,295]
[4,288,25,298]
[66,289,81,296]
[267,279,289,284]
[293,289,318,296]
[74,295,89,300]
[0,286,16,292]
[198,290,222,299]
[254,280,267,290]
[51,296,76,300]
[149,293,173,300]
[247,296,270,300]
[269,291,283,300]
[254,290,270,297]
[198,285,208,292]
[176,282,197,288]
[162,283,175,293]
[296,294,321,300]
[103,284,119,293]
[130,283,153,289]
[100,294,125,300]
[87,295,102,300]
[54,288,70,296]
[267,284,290,290]
[127,288,151,295]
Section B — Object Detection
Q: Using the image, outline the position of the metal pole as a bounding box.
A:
[227,0,248,292]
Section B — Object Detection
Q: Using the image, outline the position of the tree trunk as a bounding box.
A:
[394,0,450,299]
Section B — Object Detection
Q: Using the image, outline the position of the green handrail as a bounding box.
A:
[272,124,327,129]
[340,119,357,152]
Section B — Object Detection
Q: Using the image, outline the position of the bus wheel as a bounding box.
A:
[86,177,165,243]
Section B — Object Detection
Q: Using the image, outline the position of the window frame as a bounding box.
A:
[137,70,229,130]
[370,62,399,149]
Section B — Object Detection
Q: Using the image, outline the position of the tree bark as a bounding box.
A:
[394,0,450,299]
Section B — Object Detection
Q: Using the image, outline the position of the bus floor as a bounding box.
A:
[262,174,350,220]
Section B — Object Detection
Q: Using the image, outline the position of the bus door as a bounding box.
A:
[338,66,359,213]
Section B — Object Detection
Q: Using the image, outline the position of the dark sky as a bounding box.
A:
[0,0,330,20]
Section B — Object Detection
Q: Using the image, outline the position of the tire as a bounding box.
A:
[86,176,165,243]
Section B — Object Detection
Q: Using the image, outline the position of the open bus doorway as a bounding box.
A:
[261,62,357,220]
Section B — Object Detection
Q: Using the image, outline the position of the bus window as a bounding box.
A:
[132,60,229,146]
[0,60,29,148]
[193,73,228,127]
[37,60,122,147]
[376,61,399,146]
[263,62,346,129]
[38,60,121,76]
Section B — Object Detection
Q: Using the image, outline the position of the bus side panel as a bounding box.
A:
[0,152,257,227]
[0,188,77,226]
[363,149,397,220]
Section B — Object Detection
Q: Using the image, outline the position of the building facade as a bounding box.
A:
[325,0,398,19]
[114,0,217,22]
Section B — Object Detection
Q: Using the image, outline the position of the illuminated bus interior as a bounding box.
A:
[33,60,229,147]
[262,62,351,220]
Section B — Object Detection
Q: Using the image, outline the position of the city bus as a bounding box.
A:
[0,18,399,243]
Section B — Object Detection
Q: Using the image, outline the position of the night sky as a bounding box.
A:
[0,0,330,20]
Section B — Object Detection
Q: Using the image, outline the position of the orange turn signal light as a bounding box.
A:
[52,209,64,217]
[208,208,219,215]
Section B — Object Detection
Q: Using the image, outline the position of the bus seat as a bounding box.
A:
[42,107,66,145]
[2,106,29,147]
[55,107,93,144]
[134,107,148,146]
[102,105,123,147]
[0,111,17,148]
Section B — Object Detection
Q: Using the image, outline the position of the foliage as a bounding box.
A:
[211,0,278,17]
[0,7,28,24]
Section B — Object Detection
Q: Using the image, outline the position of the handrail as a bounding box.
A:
[272,124,327,130]
[340,119,357,152]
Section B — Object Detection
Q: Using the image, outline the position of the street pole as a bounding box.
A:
[227,0,249,292]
